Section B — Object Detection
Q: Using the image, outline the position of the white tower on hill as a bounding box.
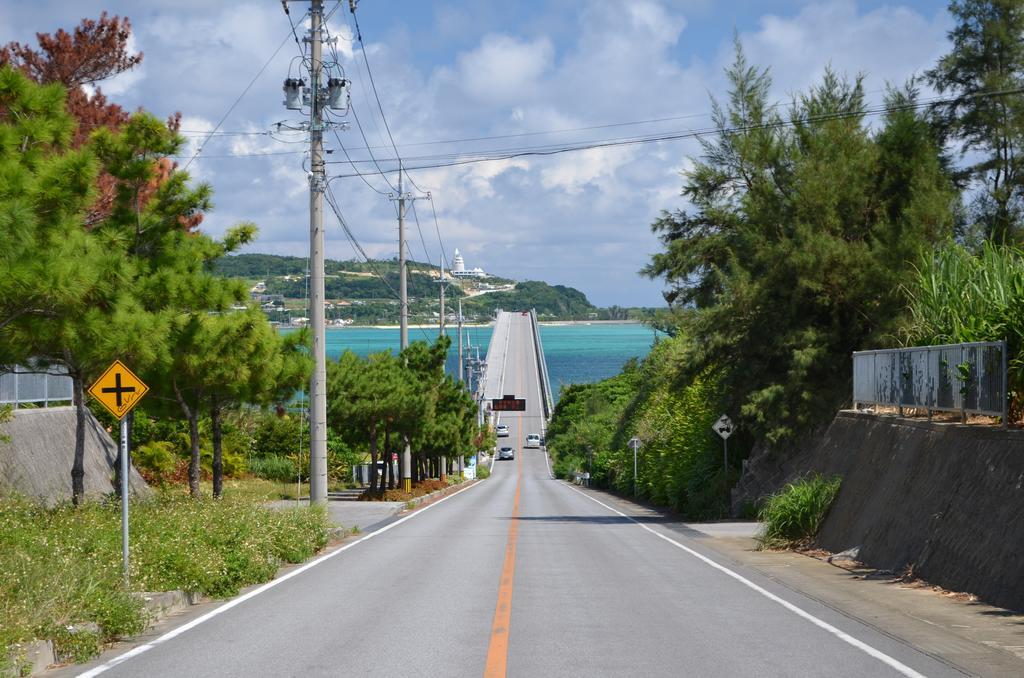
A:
[451,248,486,278]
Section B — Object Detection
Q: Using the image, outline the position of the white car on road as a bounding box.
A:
[496,424,510,437]
[525,434,541,448]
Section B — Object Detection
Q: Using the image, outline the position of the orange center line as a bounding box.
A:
[484,318,527,678]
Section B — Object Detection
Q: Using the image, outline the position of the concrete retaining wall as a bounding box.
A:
[0,406,150,505]
[737,410,1024,610]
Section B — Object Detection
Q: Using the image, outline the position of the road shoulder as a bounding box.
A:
[571,483,1024,678]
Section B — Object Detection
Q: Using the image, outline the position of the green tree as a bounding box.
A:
[328,350,422,492]
[644,45,956,443]
[0,67,165,504]
[926,0,1024,243]
[203,313,311,497]
[0,65,99,356]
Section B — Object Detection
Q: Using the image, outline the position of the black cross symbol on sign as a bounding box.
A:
[101,372,136,408]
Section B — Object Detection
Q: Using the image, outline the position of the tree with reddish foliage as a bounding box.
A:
[1,12,141,146]
[1,13,191,228]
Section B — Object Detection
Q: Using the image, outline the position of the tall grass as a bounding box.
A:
[904,241,1024,419]
[1,494,327,672]
[757,474,842,549]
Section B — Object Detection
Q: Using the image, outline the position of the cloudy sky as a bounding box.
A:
[1,1,952,306]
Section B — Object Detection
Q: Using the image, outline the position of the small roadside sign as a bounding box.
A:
[88,360,149,420]
[713,414,733,440]
[628,437,642,451]
[88,359,150,584]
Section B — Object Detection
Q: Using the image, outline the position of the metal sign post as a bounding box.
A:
[628,437,641,498]
[713,414,734,507]
[88,360,149,584]
[119,418,129,581]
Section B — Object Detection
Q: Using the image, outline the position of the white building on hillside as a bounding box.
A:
[451,248,486,278]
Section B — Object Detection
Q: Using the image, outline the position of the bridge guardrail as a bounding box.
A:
[852,340,1008,424]
[530,309,554,420]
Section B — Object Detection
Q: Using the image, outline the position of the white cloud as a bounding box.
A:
[0,0,954,307]
[452,34,554,105]
[735,1,950,101]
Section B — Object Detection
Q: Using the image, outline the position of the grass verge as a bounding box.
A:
[756,474,842,550]
[1,493,327,674]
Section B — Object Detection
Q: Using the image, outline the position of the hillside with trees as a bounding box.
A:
[549,6,1024,516]
[212,252,611,322]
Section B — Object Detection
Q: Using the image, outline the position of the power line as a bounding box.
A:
[325,109,393,197]
[427,194,450,271]
[347,3,450,276]
[320,16,399,193]
[181,26,298,172]
[406,199,434,268]
[325,87,1024,176]
[174,86,1024,166]
[323,188,436,342]
[349,8,402,163]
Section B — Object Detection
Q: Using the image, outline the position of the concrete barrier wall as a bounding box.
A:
[0,406,151,505]
[739,410,1024,610]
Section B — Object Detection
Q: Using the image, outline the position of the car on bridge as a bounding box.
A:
[525,434,541,448]
[496,424,510,437]
[498,446,515,460]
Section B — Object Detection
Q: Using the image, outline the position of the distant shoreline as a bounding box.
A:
[538,320,643,326]
[279,319,648,329]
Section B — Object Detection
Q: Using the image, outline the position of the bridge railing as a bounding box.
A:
[852,340,1008,423]
[0,364,74,407]
[529,309,554,420]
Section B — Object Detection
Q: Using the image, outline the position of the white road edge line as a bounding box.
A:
[561,484,927,678]
[76,480,486,678]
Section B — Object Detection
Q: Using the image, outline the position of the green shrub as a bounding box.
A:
[0,494,329,667]
[475,463,490,480]
[248,455,297,482]
[254,413,305,458]
[757,474,842,549]
[134,441,177,480]
[199,447,247,478]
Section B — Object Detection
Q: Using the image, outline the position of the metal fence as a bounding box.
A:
[0,365,74,407]
[852,340,1008,422]
[529,309,554,420]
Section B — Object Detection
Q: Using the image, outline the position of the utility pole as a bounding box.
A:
[398,164,408,350]
[398,165,411,491]
[438,258,446,340]
[307,0,328,505]
[457,299,464,382]
[388,165,428,492]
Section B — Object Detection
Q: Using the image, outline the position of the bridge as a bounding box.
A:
[479,309,553,444]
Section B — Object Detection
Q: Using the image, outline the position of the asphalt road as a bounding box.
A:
[74,314,963,678]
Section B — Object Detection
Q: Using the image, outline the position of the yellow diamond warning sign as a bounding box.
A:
[88,360,149,420]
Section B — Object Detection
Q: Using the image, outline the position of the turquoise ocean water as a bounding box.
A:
[321,323,659,400]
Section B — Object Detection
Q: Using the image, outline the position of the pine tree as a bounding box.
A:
[644,45,956,443]
[926,0,1024,242]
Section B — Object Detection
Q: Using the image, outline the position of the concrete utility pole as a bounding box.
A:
[397,165,411,491]
[438,258,446,340]
[398,165,408,350]
[457,299,464,382]
[308,0,328,505]
[389,165,429,492]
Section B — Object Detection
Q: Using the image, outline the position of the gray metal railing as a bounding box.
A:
[0,364,74,406]
[852,341,1008,423]
[529,309,554,420]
